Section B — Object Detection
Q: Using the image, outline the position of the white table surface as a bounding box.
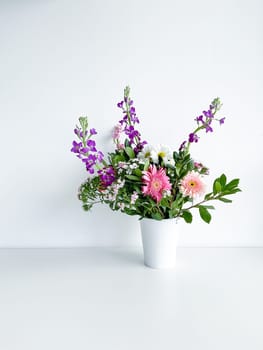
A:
[0,247,262,350]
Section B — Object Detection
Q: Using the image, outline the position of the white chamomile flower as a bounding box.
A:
[137,144,158,163]
[155,144,173,165]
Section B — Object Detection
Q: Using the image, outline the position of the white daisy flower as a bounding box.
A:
[155,144,174,165]
[137,144,158,163]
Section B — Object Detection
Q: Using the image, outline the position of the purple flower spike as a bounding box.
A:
[71,141,82,153]
[188,133,199,143]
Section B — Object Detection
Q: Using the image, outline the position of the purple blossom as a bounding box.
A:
[203,109,213,118]
[125,125,139,143]
[134,140,147,155]
[219,117,225,125]
[98,166,116,187]
[130,106,136,115]
[179,140,187,152]
[71,141,82,153]
[97,151,104,162]
[74,128,81,137]
[195,115,204,124]
[87,139,97,152]
[117,101,124,108]
[82,154,97,174]
[188,133,199,143]
[90,128,97,135]
[80,131,88,138]
[205,125,213,133]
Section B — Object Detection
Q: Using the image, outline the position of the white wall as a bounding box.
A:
[0,0,262,247]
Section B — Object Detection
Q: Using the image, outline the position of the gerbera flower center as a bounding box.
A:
[189,181,196,187]
[152,179,161,190]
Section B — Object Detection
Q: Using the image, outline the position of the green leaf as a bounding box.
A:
[199,206,211,224]
[182,210,193,223]
[201,205,215,210]
[124,147,135,159]
[213,180,222,194]
[134,168,142,177]
[151,213,163,220]
[205,193,213,200]
[219,174,227,188]
[125,174,141,181]
[159,197,169,207]
[225,178,240,190]
[223,188,241,195]
[143,159,150,171]
[218,197,232,203]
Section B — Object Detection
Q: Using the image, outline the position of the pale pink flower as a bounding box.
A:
[180,171,205,198]
[142,165,172,203]
[112,124,122,140]
[131,191,139,204]
[117,143,124,150]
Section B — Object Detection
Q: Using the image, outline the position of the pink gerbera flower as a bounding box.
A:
[180,171,205,198]
[142,165,172,203]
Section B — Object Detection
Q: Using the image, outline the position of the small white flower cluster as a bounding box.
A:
[101,179,125,202]
[117,191,139,212]
[138,144,175,166]
[117,159,144,175]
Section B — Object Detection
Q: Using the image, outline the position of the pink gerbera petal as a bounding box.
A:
[180,171,205,198]
[142,165,172,203]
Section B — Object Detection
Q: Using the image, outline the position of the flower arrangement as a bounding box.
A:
[71,87,241,223]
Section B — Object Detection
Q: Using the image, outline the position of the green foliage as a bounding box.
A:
[181,210,193,223]
[198,206,212,223]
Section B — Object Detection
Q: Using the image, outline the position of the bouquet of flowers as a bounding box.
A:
[71,87,240,223]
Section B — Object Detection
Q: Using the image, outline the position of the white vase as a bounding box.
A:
[140,218,179,269]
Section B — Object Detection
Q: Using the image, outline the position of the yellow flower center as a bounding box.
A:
[158,152,166,158]
[189,181,196,187]
[145,151,151,158]
[152,180,161,190]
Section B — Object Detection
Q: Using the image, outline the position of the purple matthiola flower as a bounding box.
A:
[205,125,213,133]
[179,140,187,152]
[87,139,97,152]
[74,128,81,137]
[90,128,97,135]
[71,141,82,153]
[195,115,204,124]
[125,125,139,143]
[203,109,213,118]
[188,133,199,143]
[82,154,97,174]
[134,140,147,155]
[97,151,104,162]
[80,130,88,138]
[117,101,124,108]
[98,166,115,187]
